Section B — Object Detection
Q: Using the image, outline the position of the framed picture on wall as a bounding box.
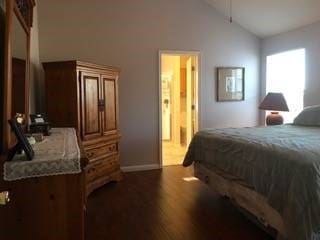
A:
[217,67,245,102]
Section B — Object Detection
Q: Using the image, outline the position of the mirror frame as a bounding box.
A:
[2,0,35,152]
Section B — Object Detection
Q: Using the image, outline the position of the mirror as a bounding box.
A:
[0,0,5,11]
[1,0,34,151]
[11,11,28,118]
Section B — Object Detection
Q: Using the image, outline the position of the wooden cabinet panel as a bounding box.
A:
[101,75,118,136]
[81,72,101,140]
[43,63,79,129]
[85,155,120,183]
[84,142,118,162]
[95,156,120,178]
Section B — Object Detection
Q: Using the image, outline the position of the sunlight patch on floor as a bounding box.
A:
[182,177,199,182]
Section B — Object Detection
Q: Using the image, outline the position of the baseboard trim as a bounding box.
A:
[121,164,161,173]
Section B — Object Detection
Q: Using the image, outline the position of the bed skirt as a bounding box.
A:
[193,162,287,240]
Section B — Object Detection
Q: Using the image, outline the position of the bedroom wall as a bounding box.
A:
[261,20,320,116]
[37,0,260,168]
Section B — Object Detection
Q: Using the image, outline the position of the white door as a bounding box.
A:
[186,57,193,146]
[193,57,199,134]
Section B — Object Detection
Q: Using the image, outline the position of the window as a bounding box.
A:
[266,49,306,123]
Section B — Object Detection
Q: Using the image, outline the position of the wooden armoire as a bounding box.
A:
[43,60,121,195]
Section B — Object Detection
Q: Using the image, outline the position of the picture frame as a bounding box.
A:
[7,117,34,161]
[217,67,245,102]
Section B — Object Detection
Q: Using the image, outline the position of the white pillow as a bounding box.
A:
[293,105,320,126]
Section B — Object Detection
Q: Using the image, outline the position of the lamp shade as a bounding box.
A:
[259,92,289,112]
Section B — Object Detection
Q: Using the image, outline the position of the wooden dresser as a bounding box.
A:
[43,60,122,195]
[0,131,88,240]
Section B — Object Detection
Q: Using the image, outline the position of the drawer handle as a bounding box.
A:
[205,176,210,184]
[108,145,116,152]
[98,99,105,112]
[0,191,10,205]
[87,152,94,158]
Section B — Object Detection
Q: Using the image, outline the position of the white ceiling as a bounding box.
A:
[205,0,320,38]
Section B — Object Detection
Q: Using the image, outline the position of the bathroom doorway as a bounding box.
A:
[159,51,200,166]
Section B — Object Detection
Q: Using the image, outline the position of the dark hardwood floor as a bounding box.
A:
[85,166,273,240]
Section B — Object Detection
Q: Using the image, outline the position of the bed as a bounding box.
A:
[183,106,320,240]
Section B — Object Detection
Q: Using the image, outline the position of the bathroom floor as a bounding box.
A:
[162,141,187,166]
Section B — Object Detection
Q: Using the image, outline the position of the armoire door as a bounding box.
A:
[101,75,119,136]
[80,72,102,140]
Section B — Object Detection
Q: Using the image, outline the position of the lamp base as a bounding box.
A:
[266,112,283,126]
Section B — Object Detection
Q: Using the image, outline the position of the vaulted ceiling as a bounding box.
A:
[205,0,320,38]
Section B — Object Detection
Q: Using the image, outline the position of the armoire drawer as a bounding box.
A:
[85,156,120,183]
[85,142,118,161]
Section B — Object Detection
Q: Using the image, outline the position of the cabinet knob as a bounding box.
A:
[87,152,94,158]
[0,191,10,205]
[108,145,116,152]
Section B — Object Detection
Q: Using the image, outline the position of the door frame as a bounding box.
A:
[158,50,201,167]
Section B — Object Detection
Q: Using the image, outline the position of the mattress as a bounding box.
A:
[183,124,320,240]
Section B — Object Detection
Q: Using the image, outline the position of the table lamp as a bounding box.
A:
[259,92,289,125]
